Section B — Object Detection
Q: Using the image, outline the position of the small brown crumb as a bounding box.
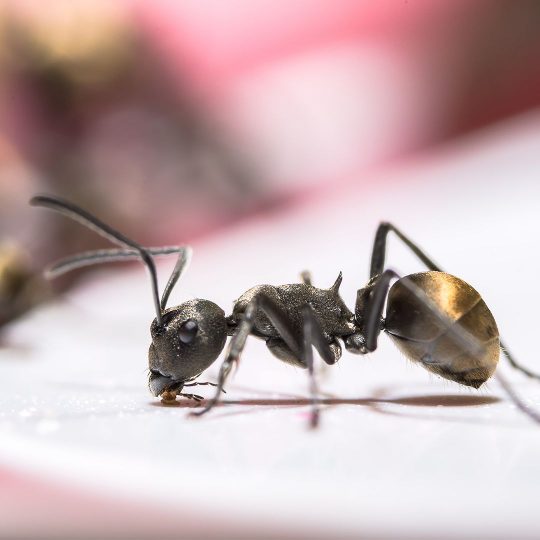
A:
[161,391,177,404]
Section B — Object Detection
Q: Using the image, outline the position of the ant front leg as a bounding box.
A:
[369,222,540,381]
[190,302,257,416]
[192,294,336,428]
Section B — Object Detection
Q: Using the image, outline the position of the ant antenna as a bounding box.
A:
[44,246,189,279]
[160,247,191,310]
[46,246,191,312]
[30,195,188,326]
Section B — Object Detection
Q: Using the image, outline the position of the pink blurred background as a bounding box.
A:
[2,0,539,248]
[1,1,540,538]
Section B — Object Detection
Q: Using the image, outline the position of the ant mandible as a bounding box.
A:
[30,195,540,427]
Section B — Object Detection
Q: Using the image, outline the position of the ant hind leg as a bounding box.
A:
[369,221,540,381]
[500,341,540,382]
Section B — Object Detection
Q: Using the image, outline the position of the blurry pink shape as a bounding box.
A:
[132,0,471,90]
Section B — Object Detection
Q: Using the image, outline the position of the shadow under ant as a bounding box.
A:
[150,389,507,427]
[151,392,500,410]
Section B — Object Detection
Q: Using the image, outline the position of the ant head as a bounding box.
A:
[148,299,227,396]
[29,195,226,397]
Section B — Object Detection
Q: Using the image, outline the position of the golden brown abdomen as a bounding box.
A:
[384,271,499,388]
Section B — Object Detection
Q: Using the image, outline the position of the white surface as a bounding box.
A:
[1,112,540,539]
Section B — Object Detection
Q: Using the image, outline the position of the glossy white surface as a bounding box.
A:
[1,112,540,539]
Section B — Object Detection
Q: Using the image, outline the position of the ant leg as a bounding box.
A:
[179,393,204,402]
[369,222,540,380]
[192,295,336,427]
[301,304,337,428]
[184,381,226,393]
[191,299,271,416]
[267,304,340,427]
[499,342,540,382]
[300,270,312,285]
[362,270,398,352]
[192,294,306,416]
[369,222,441,279]
[265,305,333,427]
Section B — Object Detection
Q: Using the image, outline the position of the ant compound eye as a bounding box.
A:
[179,319,198,344]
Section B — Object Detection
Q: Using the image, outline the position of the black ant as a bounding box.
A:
[30,195,540,427]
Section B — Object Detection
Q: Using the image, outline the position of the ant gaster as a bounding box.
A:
[31,195,540,427]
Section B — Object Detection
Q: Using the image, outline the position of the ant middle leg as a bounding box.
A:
[368,222,540,381]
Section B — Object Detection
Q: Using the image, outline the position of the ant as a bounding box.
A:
[31,194,540,427]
